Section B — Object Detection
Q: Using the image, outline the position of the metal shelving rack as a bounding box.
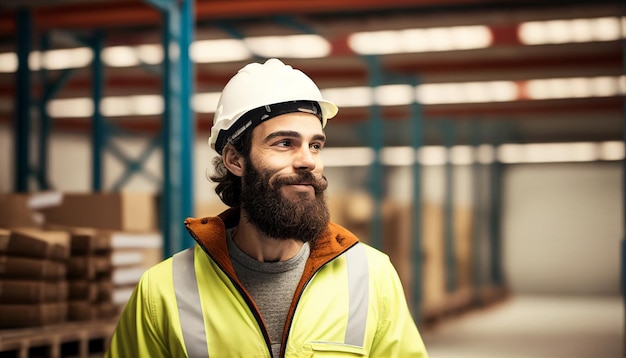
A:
[7,1,513,325]
[11,0,196,257]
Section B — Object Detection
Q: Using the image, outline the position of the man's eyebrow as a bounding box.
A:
[264,131,326,143]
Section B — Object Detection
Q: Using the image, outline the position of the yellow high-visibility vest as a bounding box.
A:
[105,208,428,358]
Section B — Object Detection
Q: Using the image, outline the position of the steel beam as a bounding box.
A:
[91,30,105,191]
[442,121,457,292]
[621,34,626,355]
[489,153,504,286]
[410,76,424,322]
[151,0,195,257]
[14,8,31,193]
[364,55,384,250]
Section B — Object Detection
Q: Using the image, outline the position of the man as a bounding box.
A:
[105,58,428,357]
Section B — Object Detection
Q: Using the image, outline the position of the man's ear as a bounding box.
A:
[222,145,245,177]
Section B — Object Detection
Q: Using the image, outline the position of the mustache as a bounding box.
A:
[271,172,328,192]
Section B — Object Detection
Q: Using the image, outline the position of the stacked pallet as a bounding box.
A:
[0,228,70,329]
[0,192,162,356]
[0,320,117,358]
[65,227,162,321]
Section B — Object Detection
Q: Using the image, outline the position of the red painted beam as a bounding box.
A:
[0,0,479,35]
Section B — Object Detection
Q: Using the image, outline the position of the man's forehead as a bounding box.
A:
[253,112,325,139]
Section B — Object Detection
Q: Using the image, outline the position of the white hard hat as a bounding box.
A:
[208,58,338,154]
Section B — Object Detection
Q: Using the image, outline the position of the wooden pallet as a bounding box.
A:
[0,320,117,358]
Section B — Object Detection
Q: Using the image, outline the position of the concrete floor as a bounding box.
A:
[420,295,623,358]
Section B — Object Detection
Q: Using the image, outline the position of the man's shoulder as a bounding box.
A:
[326,222,391,262]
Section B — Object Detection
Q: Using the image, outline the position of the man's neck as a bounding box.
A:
[233,213,304,262]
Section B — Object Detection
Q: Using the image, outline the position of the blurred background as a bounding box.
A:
[0,0,624,357]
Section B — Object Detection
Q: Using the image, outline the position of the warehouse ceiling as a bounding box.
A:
[0,0,623,147]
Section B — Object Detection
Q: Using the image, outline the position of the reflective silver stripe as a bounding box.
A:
[344,243,369,347]
[173,247,208,358]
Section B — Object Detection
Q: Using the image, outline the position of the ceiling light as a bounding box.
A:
[381,146,415,166]
[40,74,624,119]
[132,95,163,115]
[101,97,132,116]
[41,47,93,70]
[192,92,221,113]
[190,39,250,63]
[0,52,17,73]
[518,16,622,45]
[321,147,374,167]
[348,25,491,55]
[599,141,624,161]
[320,142,620,167]
[450,145,474,165]
[374,84,414,106]
[419,146,447,166]
[416,81,517,104]
[135,44,163,65]
[321,86,373,107]
[102,46,140,67]
[46,98,93,117]
[497,144,525,164]
[101,95,163,116]
[526,76,623,99]
[476,144,495,164]
[498,142,599,163]
[244,34,331,58]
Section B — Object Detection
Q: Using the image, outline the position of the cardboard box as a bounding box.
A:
[0,279,68,303]
[68,280,99,301]
[0,256,66,280]
[48,226,163,258]
[68,249,161,278]
[39,192,158,232]
[68,301,118,321]
[67,256,99,280]
[0,302,67,328]
[0,194,40,229]
[98,301,120,319]
[1,228,70,261]
[68,301,98,321]
[67,227,113,254]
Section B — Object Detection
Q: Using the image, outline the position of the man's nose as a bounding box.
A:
[293,146,316,171]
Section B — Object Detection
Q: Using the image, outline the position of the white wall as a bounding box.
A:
[502,162,622,295]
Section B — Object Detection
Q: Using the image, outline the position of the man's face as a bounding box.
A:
[239,113,330,242]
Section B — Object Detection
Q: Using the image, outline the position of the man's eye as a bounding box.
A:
[311,143,323,151]
[276,139,291,147]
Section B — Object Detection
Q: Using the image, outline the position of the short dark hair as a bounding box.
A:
[210,130,253,207]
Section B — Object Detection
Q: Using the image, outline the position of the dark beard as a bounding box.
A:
[240,159,330,243]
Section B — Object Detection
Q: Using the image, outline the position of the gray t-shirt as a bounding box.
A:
[227,228,309,357]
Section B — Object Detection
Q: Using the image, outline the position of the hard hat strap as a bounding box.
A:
[216,100,322,154]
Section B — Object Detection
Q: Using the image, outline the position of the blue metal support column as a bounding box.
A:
[14,8,32,192]
[442,121,457,293]
[489,149,504,287]
[35,33,79,191]
[91,30,105,191]
[364,55,384,250]
[470,120,485,302]
[621,32,626,356]
[36,34,52,190]
[149,0,195,257]
[410,76,424,322]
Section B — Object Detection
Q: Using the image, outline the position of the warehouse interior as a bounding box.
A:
[0,0,624,357]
